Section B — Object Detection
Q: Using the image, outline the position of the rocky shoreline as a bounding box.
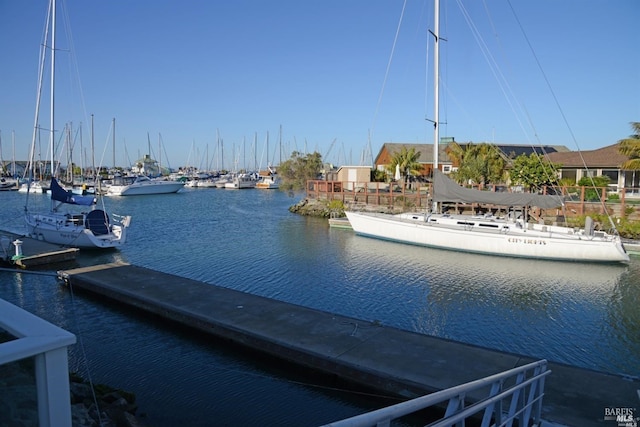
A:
[1,359,146,427]
[69,373,147,427]
[289,198,404,217]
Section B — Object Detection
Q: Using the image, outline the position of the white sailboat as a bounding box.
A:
[345,0,629,264]
[255,132,280,189]
[24,0,131,249]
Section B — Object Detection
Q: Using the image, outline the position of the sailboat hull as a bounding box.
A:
[106,176,184,196]
[345,211,630,263]
[25,211,130,249]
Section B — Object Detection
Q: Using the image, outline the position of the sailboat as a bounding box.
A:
[256,132,281,189]
[24,0,131,249]
[345,0,629,264]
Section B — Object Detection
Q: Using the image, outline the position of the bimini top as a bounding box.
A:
[432,169,564,209]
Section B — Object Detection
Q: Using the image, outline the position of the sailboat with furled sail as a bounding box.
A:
[24,0,131,249]
[345,0,629,263]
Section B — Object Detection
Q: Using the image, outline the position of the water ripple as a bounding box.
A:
[1,189,639,425]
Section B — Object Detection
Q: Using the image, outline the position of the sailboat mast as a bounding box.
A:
[112,118,116,170]
[91,114,95,180]
[433,0,440,171]
[50,0,56,182]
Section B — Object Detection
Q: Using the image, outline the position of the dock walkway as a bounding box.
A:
[0,230,78,268]
[59,262,639,427]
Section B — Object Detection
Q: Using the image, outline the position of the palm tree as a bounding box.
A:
[445,141,465,168]
[619,122,640,170]
[448,142,506,186]
[386,147,422,182]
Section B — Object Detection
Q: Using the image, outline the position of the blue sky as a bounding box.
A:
[1,0,638,171]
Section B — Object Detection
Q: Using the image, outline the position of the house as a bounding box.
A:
[374,141,570,178]
[373,142,454,177]
[366,141,640,196]
[546,143,640,195]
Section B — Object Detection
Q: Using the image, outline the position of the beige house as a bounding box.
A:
[546,143,640,196]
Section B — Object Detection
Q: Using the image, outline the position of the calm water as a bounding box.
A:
[1,188,639,426]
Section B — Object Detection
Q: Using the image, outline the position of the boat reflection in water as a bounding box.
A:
[336,229,633,374]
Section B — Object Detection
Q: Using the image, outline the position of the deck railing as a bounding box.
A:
[307,180,640,220]
[320,359,550,427]
[0,298,76,427]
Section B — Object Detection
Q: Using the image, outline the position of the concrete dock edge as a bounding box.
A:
[58,263,640,426]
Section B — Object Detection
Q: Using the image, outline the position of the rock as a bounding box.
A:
[289,198,332,217]
[69,374,147,427]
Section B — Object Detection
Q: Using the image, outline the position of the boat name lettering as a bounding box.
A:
[507,237,547,245]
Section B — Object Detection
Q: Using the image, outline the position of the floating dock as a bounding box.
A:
[0,230,78,268]
[58,262,639,427]
[623,239,640,256]
[328,216,352,229]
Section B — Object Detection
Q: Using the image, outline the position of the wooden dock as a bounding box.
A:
[0,230,78,268]
[58,262,639,426]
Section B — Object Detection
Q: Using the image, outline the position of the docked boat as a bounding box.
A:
[26,178,130,249]
[215,175,231,188]
[23,0,131,249]
[106,175,184,196]
[255,167,280,189]
[346,170,629,263]
[225,173,257,189]
[345,0,629,264]
[0,178,19,191]
[198,179,218,188]
[18,181,46,194]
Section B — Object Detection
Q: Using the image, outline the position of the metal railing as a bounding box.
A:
[0,298,76,427]
[320,359,550,427]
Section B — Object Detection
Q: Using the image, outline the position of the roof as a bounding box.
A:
[374,143,453,164]
[493,144,570,157]
[337,165,372,170]
[545,143,629,168]
[375,142,571,165]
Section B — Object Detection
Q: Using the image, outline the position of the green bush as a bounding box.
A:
[577,176,610,201]
[327,199,345,211]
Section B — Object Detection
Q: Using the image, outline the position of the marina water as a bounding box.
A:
[1,188,639,426]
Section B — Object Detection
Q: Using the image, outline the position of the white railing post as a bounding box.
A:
[36,347,73,426]
[0,299,76,427]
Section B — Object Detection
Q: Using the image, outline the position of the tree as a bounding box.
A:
[510,153,560,192]
[444,141,464,168]
[278,151,323,191]
[385,146,421,182]
[371,168,387,182]
[618,122,640,170]
[448,142,506,185]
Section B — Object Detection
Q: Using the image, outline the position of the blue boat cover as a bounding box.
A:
[50,178,96,206]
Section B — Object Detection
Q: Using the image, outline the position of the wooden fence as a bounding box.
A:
[306,180,640,221]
